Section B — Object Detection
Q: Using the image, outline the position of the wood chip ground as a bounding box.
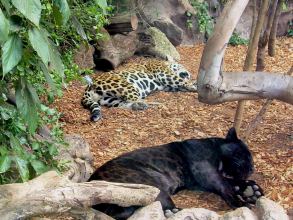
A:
[53,37,293,214]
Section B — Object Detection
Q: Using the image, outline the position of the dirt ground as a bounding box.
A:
[53,37,293,214]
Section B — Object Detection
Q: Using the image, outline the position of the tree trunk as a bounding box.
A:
[248,0,258,44]
[268,0,283,57]
[197,0,293,105]
[233,0,270,133]
[0,171,160,220]
[105,13,138,35]
[256,0,279,71]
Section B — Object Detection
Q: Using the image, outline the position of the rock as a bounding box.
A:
[277,10,293,37]
[139,27,181,61]
[153,19,183,46]
[232,0,293,39]
[256,197,289,220]
[56,134,94,182]
[136,0,204,45]
[73,43,95,69]
[168,208,220,220]
[220,207,257,220]
[127,201,165,220]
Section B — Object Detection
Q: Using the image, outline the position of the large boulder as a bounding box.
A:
[255,197,289,220]
[137,27,181,61]
[136,0,204,45]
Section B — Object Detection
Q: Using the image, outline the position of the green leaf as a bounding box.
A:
[0,146,9,156]
[0,0,12,14]
[2,34,23,75]
[95,0,108,14]
[11,0,41,26]
[39,61,57,93]
[0,8,10,44]
[28,28,64,76]
[15,78,40,134]
[48,39,64,77]
[48,144,58,156]
[30,159,48,175]
[28,28,50,67]
[9,134,27,157]
[14,156,30,181]
[52,0,70,25]
[71,16,87,40]
[0,155,12,173]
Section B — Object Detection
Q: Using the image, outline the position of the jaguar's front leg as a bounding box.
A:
[226,178,264,207]
[81,90,102,121]
[100,96,149,111]
[190,162,263,208]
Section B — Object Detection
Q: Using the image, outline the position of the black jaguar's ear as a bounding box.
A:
[226,127,238,141]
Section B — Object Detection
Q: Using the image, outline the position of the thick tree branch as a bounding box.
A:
[202,72,293,104]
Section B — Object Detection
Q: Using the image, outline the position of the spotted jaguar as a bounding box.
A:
[81,59,197,121]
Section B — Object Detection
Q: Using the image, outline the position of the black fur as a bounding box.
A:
[89,128,263,219]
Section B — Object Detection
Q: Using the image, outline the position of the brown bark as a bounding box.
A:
[105,13,138,35]
[0,171,160,220]
[233,0,270,133]
[256,0,279,71]
[94,29,140,71]
[197,0,293,106]
[248,0,258,44]
[268,0,283,57]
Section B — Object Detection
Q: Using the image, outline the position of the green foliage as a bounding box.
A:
[2,34,23,75]
[0,97,62,183]
[11,0,42,26]
[108,0,129,14]
[0,0,109,183]
[189,0,214,36]
[228,32,249,46]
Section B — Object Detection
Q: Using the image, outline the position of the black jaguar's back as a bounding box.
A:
[89,128,263,219]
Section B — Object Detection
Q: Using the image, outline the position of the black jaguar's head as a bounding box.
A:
[219,128,254,180]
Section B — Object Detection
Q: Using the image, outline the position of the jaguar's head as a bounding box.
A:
[169,63,191,79]
[167,62,197,92]
[219,128,254,180]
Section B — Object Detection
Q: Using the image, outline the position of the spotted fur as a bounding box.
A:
[81,59,197,121]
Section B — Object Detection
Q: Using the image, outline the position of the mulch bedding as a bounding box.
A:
[53,37,292,214]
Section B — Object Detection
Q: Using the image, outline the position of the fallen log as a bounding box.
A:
[93,27,180,71]
[105,13,138,35]
[0,171,160,220]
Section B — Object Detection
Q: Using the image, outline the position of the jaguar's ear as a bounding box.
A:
[226,127,238,141]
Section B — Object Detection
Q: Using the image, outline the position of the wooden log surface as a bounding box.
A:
[0,171,160,220]
[105,13,138,35]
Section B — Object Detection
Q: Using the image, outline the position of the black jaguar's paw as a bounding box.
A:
[233,180,264,206]
[131,102,148,111]
[164,208,180,218]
